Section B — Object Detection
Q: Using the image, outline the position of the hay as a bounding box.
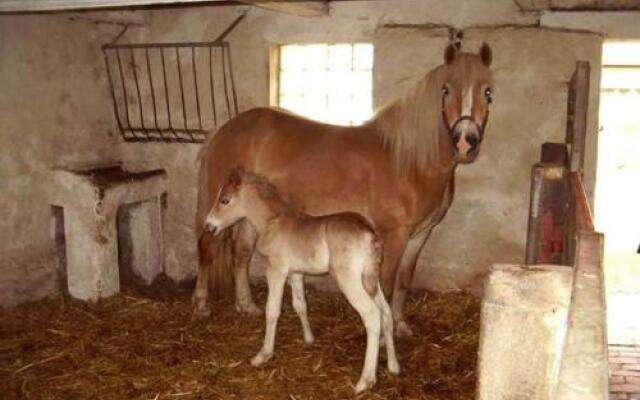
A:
[0,279,480,400]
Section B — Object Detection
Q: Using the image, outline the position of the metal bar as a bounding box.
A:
[102,49,125,139]
[225,42,239,116]
[160,48,178,140]
[212,12,247,43]
[104,41,228,50]
[191,47,203,130]
[145,48,162,138]
[209,45,218,127]
[130,48,150,139]
[115,48,134,134]
[221,43,232,119]
[175,47,193,141]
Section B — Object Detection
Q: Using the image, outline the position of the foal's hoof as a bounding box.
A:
[388,359,401,375]
[250,351,273,366]
[235,302,262,317]
[354,377,376,394]
[395,320,414,338]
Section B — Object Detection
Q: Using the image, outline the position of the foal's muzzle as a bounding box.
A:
[203,221,217,235]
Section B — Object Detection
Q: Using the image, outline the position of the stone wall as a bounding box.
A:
[0,0,635,306]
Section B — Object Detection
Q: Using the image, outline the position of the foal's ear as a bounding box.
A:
[444,43,457,65]
[479,42,492,67]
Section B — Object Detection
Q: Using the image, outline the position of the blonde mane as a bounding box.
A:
[371,66,444,176]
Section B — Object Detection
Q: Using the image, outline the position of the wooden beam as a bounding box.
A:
[517,0,640,11]
[239,0,328,16]
[0,0,235,12]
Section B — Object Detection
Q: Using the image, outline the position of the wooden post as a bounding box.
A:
[525,163,569,265]
[565,61,590,177]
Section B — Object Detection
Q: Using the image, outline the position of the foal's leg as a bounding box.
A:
[232,221,261,316]
[333,268,381,393]
[251,267,287,366]
[374,285,400,375]
[289,273,314,344]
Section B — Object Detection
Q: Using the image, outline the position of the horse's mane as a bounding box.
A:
[371,65,444,176]
[240,171,301,217]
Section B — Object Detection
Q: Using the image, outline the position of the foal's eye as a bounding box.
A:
[484,88,493,104]
[220,198,230,205]
[441,85,450,97]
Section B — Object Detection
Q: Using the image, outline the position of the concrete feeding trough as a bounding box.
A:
[48,163,168,301]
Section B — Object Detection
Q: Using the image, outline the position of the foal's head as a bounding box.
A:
[203,167,250,235]
[440,43,493,163]
[203,167,291,235]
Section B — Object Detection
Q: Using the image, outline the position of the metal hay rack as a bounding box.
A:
[103,14,244,143]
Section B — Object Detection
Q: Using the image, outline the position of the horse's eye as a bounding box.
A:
[220,198,230,205]
[485,88,493,104]
[441,85,449,97]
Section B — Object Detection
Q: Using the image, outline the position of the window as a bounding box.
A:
[273,43,374,126]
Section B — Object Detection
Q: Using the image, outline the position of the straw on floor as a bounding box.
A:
[0,278,480,400]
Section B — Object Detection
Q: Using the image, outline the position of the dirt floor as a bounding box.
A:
[0,280,480,400]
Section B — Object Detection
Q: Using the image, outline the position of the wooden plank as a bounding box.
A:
[518,0,640,11]
[565,61,590,176]
[540,142,569,165]
[525,163,569,265]
[240,0,328,17]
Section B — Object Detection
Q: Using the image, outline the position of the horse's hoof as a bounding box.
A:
[236,302,262,316]
[193,305,212,319]
[250,351,273,367]
[387,359,400,375]
[395,320,414,338]
[354,377,376,394]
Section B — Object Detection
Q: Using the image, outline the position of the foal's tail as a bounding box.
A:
[362,233,383,297]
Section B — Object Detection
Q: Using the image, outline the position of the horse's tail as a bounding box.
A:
[196,131,234,299]
[362,232,383,297]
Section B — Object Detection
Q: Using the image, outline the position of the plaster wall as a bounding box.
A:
[0,0,633,306]
[0,14,124,306]
[118,0,602,293]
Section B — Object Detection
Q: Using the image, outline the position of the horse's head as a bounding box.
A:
[440,43,493,163]
[203,167,247,235]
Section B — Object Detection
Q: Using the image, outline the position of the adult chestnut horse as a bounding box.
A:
[194,43,493,336]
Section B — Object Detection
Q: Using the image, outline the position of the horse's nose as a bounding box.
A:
[466,134,479,151]
[203,221,217,235]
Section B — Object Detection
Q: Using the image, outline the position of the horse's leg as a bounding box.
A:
[333,268,381,393]
[390,228,431,337]
[251,266,287,366]
[193,232,215,318]
[392,178,454,337]
[289,273,314,344]
[379,229,409,300]
[374,285,400,375]
[232,221,261,316]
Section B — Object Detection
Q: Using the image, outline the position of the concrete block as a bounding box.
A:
[476,263,573,400]
[48,164,167,301]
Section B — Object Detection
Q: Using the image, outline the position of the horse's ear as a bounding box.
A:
[444,43,457,65]
[229,166,244,188]
[479,42,492,67]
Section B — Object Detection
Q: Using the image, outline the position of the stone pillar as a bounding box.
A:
[476,264,573,400]
[127,197,164,285]
[63,207,120,300]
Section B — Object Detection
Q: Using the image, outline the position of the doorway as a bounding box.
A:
[595,41,640,345]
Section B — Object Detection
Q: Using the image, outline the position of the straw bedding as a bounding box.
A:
[0,278,480,400]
